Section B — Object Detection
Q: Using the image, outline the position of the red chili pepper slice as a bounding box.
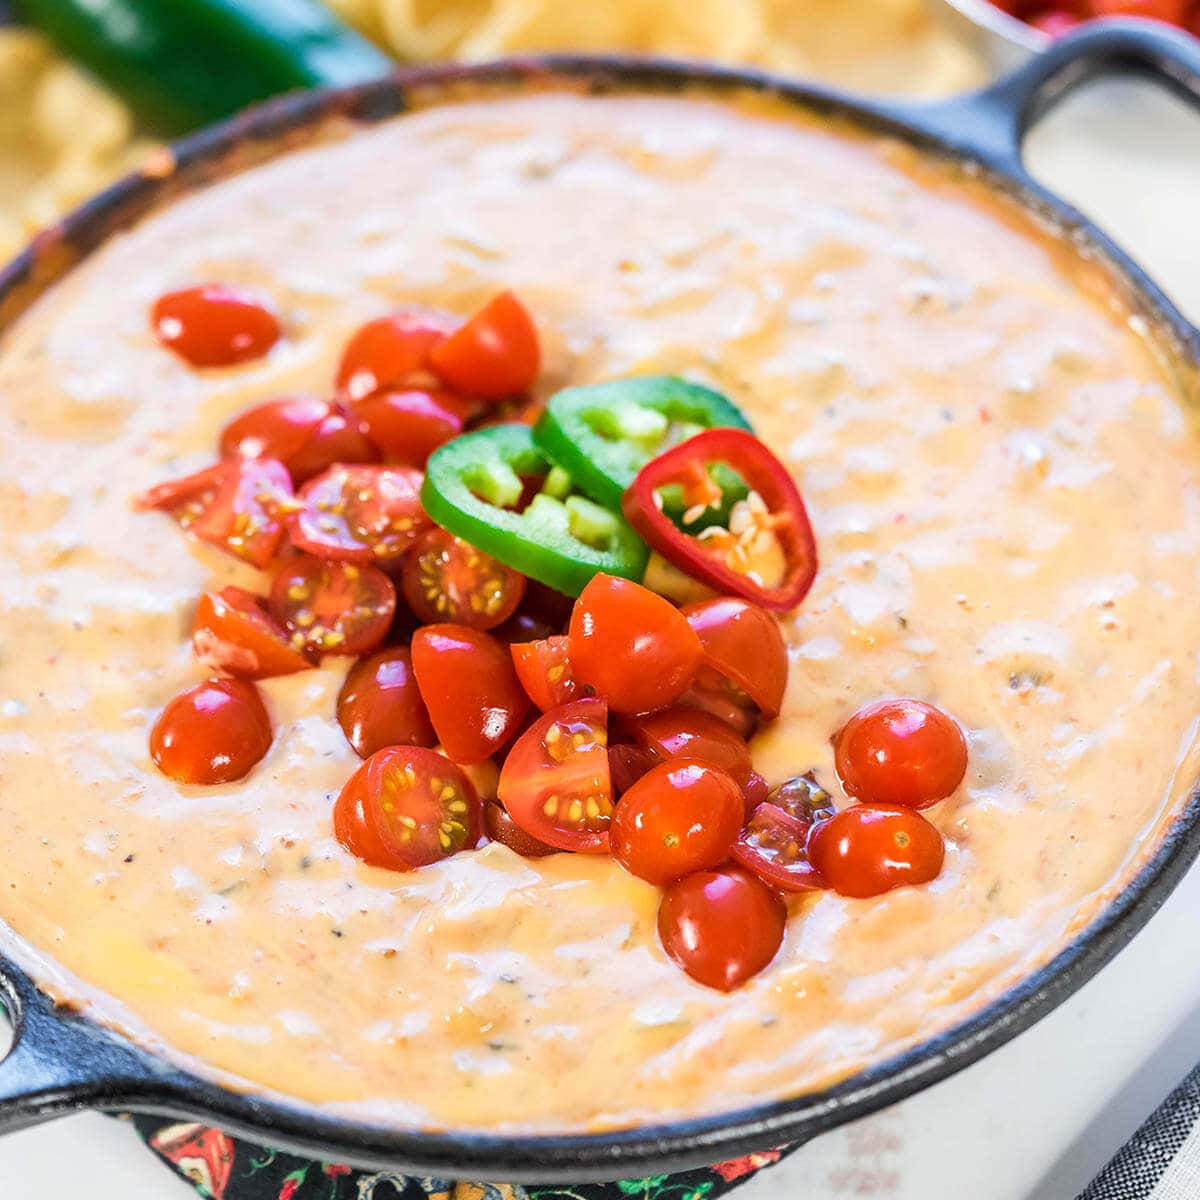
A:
[621,428,817,612]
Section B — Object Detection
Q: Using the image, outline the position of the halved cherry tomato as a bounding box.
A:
[608,743,658,797]
[152,285,280,368]
[768,774,836,825]
[834,698,967,810]
[357,389,471,466]
[192,587,313,679]
[682,597,788,718]
[611,759,744,886]
[150,678,272,785]
[484,801,556,858]
[496,609,558,644]
[269,555,396,657]
[623,706,752,788]
[497,697,612,853]
[732,803,824,893]
[510,636,579,711]
[657,866,786,991]
[808,803,945,898]
[289,464,430,566]
[568,574,703,715]
[336,307,457,402]
[219,397,376,484]
[429,291,540,400]
[337,646,435,758]
[335,745,480,870]
[401,526,526,630]
[678,666,758,739]
[744,771,769,817]
[135,458,292,568]
[411,624,530,765]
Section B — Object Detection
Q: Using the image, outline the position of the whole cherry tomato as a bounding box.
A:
[334,745,480,871]
[510,635,578,711]
[429,291,540,400]
[337,646,436,758]
[808,803,945,898]
[150,678,272,785]
[269,555,396,658]
[484,801,556,858]
[498,698,612,853]
[356,389,471,466]
[401,527,526,631]
[682,597,788,718]
[611,759,744,886]
[657,866,786,991]
[192,587,312,679]
[336,307,457,402]
[411,624,530,765]
[569,574,703,715]
[219,397,376,484]
[835,697,968,809]
[622,706,752,788]
[152,284,281,368]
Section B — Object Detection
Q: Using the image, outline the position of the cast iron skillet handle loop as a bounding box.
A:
[910,18,1200,174]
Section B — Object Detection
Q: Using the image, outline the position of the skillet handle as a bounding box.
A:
[913,18,1200,172]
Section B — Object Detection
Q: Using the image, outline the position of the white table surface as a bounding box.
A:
[2,73,1200,1200]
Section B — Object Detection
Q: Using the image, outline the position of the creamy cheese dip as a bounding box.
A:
[0,89,1198,1134]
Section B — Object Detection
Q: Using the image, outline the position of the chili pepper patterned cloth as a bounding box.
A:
[131,1116,795,1200]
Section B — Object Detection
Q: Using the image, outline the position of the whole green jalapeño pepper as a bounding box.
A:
[13,0,394,136]
[421,424,649,597]
[532,376,753,513]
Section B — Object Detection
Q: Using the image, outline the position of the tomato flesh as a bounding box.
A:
[336,308,457,402]
[152,285,280,368]
[410,624,530,765]
[150,678,272,785]
[289,464,430,566]
[835,697,968,810]
[657,866,786,992]
[732,803,824,893]
[357,389,470,466]
[402,526,526,631]
[622,706,752,788]
[337,646,435,758]
[335,746,479,870]
[569,574,703,715]
[611,759,744,886]
[808,803,945,898]
[682,597,788,718]
[484,801,556,858]
[429,291,540,400]
[498,698,613,853]
[511,636,578,711]
[192,587,313,679]
[269,555,396,658]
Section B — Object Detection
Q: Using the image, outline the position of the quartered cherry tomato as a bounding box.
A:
[152,284,281,368]
[269,555,396,657]
[150,678,272,785]
[808,803,945,898]
[569,574,703,715]
[657,866,786,992]
[834,698,967,810]
[410,624,530,765]
[401,527,526,630]
[608,743,658,797]
[289,464,430,566]
[334,745,480,871]
[498,697,612,853]
[510,636,579,711]
[337,646,435,758]
[678,666,758,739]
[484,801,556,858]
[336,307,457,402]
[357,389,471,466]
[611,759,744,886]
[192,586,313,679]
[429,291,540,400]
[732,803,824,893]
[135,458,292,568]
[622,706,752,788]
[682,597,788,718]
[219,397,376,484]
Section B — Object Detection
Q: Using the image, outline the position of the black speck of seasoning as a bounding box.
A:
[498,973,519,985]
[896,614,909,630]
[823,405,837,419]
[941,409,955,422]
[761,1015,779,1028]
[487,1041,517,1053]
[299,856,313,871]
[123,854,135,864]
[72,621,84,632]
[217,880,245,897]
[332,928,345,938]
[987,881,1002,902]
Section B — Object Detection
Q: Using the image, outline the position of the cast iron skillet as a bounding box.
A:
[0,18,1198,1184]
